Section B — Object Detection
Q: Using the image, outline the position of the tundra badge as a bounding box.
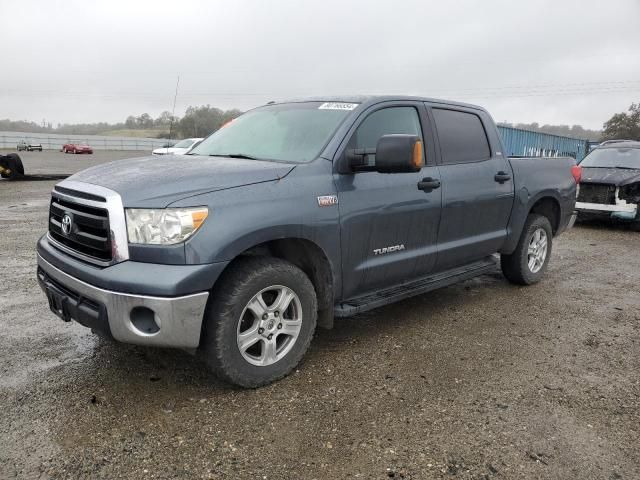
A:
[373,244,406,255]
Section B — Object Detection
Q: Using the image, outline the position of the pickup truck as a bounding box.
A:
[36,96,578,387]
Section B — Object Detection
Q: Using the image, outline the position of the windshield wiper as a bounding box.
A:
[210,153,260,160]
[613,165,640,170]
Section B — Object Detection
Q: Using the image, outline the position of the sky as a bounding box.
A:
[1,0,639,130]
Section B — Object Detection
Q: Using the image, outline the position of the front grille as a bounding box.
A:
[578,183,616,205]
[49,194,112,262]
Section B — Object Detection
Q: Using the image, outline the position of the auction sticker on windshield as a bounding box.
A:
[318,102,359,110]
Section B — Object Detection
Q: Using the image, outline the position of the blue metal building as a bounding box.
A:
[497,126,589,162]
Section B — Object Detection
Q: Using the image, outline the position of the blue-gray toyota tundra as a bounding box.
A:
[37,96,578,387]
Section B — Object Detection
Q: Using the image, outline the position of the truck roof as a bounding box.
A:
[269,95,488,112]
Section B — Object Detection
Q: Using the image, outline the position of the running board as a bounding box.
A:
[334,256,498,317]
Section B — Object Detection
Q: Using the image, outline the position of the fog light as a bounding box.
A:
[130,306,160,334]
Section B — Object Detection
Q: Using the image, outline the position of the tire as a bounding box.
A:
[201,256,317,388]
[1,154,24,179]
[631,210,640,232]
[501,213,553,285]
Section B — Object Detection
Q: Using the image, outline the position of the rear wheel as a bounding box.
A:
[201,256,317,388]
[1,154,24,179]
[501,214,553,285]
[631,210,640,232]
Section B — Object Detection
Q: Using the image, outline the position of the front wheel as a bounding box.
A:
[201,257,317,388]
[501,214,553,285]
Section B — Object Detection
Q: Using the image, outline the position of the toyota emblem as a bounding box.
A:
[61,214,73,236]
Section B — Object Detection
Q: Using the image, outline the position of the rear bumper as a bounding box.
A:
[37,254,209,348]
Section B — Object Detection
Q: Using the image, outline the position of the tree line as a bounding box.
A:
[123,105,243,138]
[498,102,640,142]
[600,103,640,141]
[0,105,243,139]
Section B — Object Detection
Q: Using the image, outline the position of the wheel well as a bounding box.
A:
[530,197,560,234]
[228,238,334,326]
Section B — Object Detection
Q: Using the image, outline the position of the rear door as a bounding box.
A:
[334,102,442,300]
[427,105,514,271]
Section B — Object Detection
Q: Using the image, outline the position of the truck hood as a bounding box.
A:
[68,154,296,206]
[581,167,640,187]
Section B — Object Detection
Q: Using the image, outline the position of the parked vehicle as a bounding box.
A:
[17,140,42,152]
[575,140,640,229]
[152,138,203,155]
[62,143,93,154]
[36,96,578,387]
[0,153,25,179]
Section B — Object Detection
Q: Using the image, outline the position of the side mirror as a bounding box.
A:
[347,134,424,173]
[375,134,424,173]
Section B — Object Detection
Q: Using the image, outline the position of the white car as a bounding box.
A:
[152,138,203,156]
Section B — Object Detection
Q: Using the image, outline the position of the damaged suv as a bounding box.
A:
[576,140,640,230]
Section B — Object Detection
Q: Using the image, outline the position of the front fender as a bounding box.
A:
[169,160,342,290]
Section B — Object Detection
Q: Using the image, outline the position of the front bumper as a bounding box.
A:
[575,201,638,220]
[37,254,209,348]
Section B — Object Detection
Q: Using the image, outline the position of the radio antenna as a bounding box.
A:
[168,75,180,141]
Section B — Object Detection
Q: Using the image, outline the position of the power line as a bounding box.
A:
[2,80,639,102]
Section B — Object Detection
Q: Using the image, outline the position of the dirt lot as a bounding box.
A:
[1,150,639,479]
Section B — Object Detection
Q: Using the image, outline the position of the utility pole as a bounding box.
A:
[168,75,180,140]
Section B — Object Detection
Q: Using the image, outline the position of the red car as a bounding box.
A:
[62,143,93,154]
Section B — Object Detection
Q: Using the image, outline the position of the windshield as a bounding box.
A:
[173,139,195,148]
[580,147,640,169]
[188,102,356,163]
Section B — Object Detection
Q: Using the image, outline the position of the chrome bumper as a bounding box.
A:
[37,254,209,348]
[575,201,638,220]
[575,201,638,214]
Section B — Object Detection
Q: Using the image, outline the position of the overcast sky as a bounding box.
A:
[1,0,639,130]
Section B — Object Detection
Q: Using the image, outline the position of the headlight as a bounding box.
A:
[125,207,208,245]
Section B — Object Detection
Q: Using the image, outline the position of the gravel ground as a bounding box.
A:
[1,151,639,479]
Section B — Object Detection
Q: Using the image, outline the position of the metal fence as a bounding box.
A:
[0,131,173,151]
[497,126,589,162]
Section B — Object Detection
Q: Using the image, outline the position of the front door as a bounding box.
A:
[334,103,442,300]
